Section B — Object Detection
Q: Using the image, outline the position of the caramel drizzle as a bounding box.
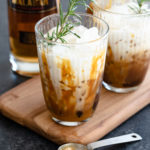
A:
[58,58,76,113]
[41,51,57,111]
[84,49,106,112]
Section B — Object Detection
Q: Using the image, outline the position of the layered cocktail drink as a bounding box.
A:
[35,13,109,126]
[93,0,150,93]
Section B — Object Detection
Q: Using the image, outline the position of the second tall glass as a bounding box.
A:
[93,0,150,93]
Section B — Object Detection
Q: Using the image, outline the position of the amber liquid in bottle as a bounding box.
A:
[8,0,58,76]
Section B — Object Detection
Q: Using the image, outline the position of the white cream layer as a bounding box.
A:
[94,1,150,60]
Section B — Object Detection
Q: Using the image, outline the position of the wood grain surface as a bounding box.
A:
[0,69,150,145]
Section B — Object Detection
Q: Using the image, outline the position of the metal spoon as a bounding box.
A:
[58,133,142,150]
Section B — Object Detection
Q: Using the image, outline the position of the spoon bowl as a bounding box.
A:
[58,143,88,150]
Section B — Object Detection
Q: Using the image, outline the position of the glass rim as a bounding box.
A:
[35,12,109,46]
[93,1,150,17]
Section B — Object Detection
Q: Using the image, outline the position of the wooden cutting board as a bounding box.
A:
[0,69,150,145]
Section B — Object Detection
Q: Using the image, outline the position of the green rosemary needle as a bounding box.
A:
[44,0,94,43]
[129,0,150,14]
[137,0,148,7]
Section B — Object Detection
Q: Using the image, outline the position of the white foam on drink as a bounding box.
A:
[106,1,150,14]
[46,25,100,44]
[94,1,150,60]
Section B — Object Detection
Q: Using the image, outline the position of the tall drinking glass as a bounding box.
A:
[93,0,150,93]
[35,13,109,126]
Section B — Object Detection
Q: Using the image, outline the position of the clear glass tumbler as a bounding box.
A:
[93,0,150,93]
[35,13,109,126]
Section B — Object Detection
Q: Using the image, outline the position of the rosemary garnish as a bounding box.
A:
[137,0,149,7]
[43,0,94,44]
[128,0,150,14]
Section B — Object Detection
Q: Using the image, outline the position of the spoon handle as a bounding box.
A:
[87,133,142,149]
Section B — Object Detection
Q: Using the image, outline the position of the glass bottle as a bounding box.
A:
[8,0,59,76]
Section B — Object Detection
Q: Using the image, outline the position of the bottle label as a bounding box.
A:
[8,0,57,13]
[20,31,36,44]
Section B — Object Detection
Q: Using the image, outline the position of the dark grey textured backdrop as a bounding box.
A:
[0,0,150,150]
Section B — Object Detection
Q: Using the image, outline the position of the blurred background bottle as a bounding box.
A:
[8,0,59,76]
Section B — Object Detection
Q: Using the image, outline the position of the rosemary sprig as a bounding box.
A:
[44,0,94,43]
[137,0,149,7]
[128,0,150,14]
